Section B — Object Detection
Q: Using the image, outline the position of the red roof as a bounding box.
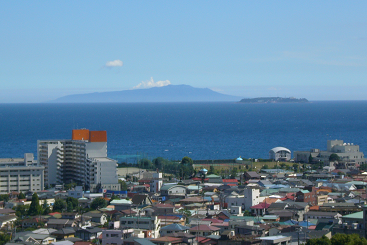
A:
[223,179,238,183]
[250,203,270,209]
[189,224,221,232]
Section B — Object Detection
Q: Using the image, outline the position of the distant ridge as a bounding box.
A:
[51,85,242,103]
[239,97,308,103]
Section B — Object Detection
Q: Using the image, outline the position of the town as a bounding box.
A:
[0,129,366,245]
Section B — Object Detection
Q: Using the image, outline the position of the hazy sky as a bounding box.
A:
[1,1,367,102]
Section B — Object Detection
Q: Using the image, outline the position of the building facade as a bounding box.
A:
[0,153,44,194]
[38,129,119,190]
[294,140,366,165]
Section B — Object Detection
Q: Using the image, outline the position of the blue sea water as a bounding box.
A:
[1,101,367,162]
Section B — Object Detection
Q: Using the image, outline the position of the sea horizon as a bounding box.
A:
[1,101,367,162]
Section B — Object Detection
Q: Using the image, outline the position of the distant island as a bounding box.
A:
[239,97,308,103]
[50,85,243,103]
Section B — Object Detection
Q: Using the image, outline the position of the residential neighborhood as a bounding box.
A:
[1,136,367,245]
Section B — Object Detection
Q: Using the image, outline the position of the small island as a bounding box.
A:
[239,97,308,103]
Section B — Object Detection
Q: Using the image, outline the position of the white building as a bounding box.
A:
[102,229,134,245]
[225,188,263,211]
[68,186,84,199]
[120,216,161,238]
[294,139,366,165]
[150,171,163,193]
[269,147,291,161]
[38,129,119,191]
[0,153,44,194]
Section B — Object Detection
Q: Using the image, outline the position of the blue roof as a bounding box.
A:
[161,223,190,231]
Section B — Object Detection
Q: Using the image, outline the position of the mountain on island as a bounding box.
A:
[239,97,308,103]
[51,85,242,103]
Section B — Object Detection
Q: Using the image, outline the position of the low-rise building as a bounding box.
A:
[120,216,161,238]
[0,153,44,194]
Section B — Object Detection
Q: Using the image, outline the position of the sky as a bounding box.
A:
[1,1,367,102]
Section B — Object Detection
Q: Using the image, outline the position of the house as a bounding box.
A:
[158,215,186,226]
[101,229,135,245]
[235,224,265,237]
[75,227,103,241]
[259,235,291,245]
[160,223,190,236]
[160,185,187,197]
[22,217,48,228]
[244,172,260,181]
[189,224,220,237]
[122,237,156,245]
[120,216,161,238]
[110,199,133,211]
[223,179,238,186]
[47,219,76,229]
[152,203,175,215]
[84,211,108,224]
[51,228,76,240]
[24,234,57,244]
[131,194,153,207]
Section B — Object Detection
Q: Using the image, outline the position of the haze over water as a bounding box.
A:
[1,101,367,162]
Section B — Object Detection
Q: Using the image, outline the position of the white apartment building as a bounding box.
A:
[0,153,44,194]
[38,129,119,191]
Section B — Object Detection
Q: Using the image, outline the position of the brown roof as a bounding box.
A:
[180,196,207,203]
[189,224,220,232]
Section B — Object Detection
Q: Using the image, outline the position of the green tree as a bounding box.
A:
[43,205,51,215]
[109,193,120,204]
[308,154,313,163]
[28,193,42,216]
[91,197,107,210]
[329,153,340,162]
[306,235,331,245]
[280,163,287,169]
[181,156,193,165]
[0,233,11,245]
[53,199,67,212]
[208,166,215,175]
[243,210,252,216]
[67,201,73,212]
[261,165,269,170]
[15,204,29,218]
[119,180,127,191]
[66,197,79,210]
[230,167,238,179]
[64,182,76,190]
[139,158,153,169]
[0,194,9,202]
[18,192,26,200]
[178,208,192,222]
[292,163,299,172]
[306,233,367,245]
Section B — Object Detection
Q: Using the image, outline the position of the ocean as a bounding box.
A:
[1,101,367,162]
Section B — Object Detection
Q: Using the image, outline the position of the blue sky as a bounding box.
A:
[1,1,366,102]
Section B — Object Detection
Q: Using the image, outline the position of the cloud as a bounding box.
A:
[133,77,171,89]
[105,60,123,67]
